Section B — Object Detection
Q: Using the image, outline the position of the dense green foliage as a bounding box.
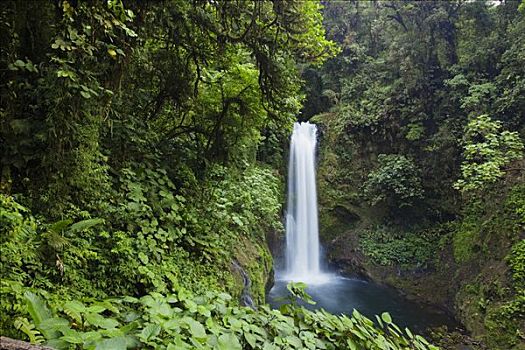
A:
[2,0,524,349]
[8,287,438,350]
[358,226,440,269]
[313,0,525,223]
[452,184,525,349]
[362,154,424,210]
[454,114,524,192]
[508,240,525,291]
[0,0,364,348]
[0,165,282,337]
[0,1,439,349]
[0,164,282,298]
[0,0,336,217]
[310,1,525,349]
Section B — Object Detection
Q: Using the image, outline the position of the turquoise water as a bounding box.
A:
[268,275,458,334]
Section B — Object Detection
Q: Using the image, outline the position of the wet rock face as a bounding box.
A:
[232,260,256,309]
[330,253,371,280]
[316,204,373,280]
[266,227,284,263]
[232,234,275,305]
[264,227,282,295]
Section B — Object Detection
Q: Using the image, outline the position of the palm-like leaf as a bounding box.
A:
[24,291,52,326]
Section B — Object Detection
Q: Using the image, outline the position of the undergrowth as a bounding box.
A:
[7,283,438,350]
[358,226,440,269]
[0,163,282,338]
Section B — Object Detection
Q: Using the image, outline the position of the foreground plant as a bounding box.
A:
[13,286,437,350]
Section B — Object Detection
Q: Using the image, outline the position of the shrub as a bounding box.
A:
[363,154,424,209]
[454,114,523,193]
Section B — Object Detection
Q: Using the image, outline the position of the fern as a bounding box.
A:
[42,219,72,251]
[63,300,85,326]
[42,231,70,251]
[14,317,44,344]
[40,218,104,253]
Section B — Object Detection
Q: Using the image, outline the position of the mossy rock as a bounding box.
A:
[232,235,273,304]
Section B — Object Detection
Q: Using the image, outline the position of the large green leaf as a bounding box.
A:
[183,317,206,339]
[63,300,86,325]
[61,332,84,344]
[139,324,160,342]
[38,317,70,340]
[381,312,392,324]
[94,336,131,350]
[47,219,73,234]
[68,218,105,234]
[24,292,52,326]
[217,333,241,350]
[84,313,119,329]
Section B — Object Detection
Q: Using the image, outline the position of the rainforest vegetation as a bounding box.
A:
[312,1,525,349]
[0,1,524,350]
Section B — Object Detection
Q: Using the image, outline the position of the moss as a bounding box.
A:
[233,235,273,304]
[452,221,480,263]
[451,199,486,263]
[456,282,490,338]
[507,240,525,291]
[429,326,486,350]
[484,296,525,349]
[454,259,525,348]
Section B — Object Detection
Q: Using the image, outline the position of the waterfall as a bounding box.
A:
[284,122,325,283]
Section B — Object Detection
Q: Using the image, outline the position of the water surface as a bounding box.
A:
[268,275,457,334]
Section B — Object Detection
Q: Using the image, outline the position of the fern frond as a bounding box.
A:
[14,317,44,344]
[63,300,86,326]
[42,230,70,251]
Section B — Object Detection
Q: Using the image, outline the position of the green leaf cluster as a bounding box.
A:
[363,154,424,210]
[358,226,438,269]
[454,115,524,193]
[0,161,282,327]
[15,287,437,350]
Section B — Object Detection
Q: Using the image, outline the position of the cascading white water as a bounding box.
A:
[284,122,324,283]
